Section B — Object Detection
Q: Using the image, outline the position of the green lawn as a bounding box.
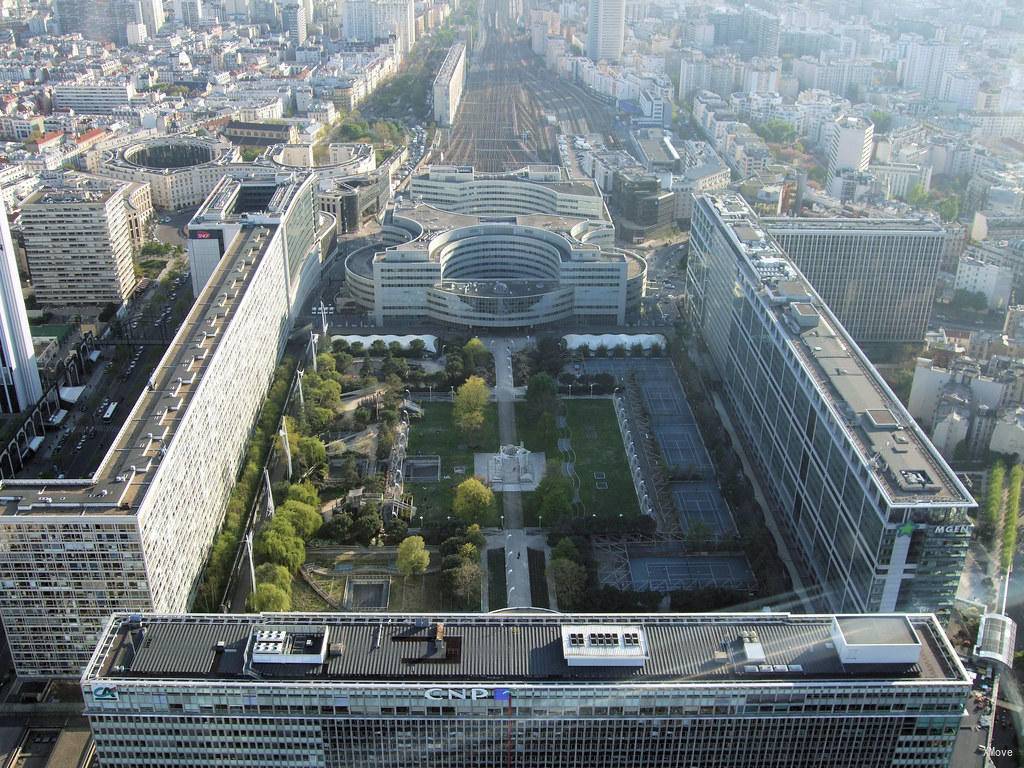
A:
[514,402,559,456]
[564,400,639,520]
[406,401,499,524]
[290,576,332,611]
[527,548,549,609]
[487,548,507,610]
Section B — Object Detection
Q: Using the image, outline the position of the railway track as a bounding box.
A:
[440,0,617,171]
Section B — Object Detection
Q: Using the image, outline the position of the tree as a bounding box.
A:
[453,477,495,524]
[937,196,960,222]
[447,561,482,608]
[465,523,487,550]
[526,372,558,419]
[351,510,383,546]
[869,110,893,134]
[250,582,291,611]
[550,558,588,609]
[409,338,426,358]
[319,510,353,542]
[531,336,567,375]
[254,519,305,571]
[287,482,319,508]
[255,563,293,596]
[907,184,930,206]
[454,376,490,444]
[295,435,327,475]
[462,337,488,369]
[551,537,580,563]
[397,535,430,577]
[279,499,323,540]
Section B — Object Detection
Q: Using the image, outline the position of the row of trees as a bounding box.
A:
[195,358,298,611]
[437,525,487,608]
[980,462,1006,548]
[251,481,326,609]
[453,375,490,447]
[1001,465,1023,571]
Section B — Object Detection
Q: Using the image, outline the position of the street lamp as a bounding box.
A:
[590,383,595,396]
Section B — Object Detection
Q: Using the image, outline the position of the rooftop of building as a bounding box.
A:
[85,612,968,687]
[633,130,678,167]
[414,165,603,201]
[432,42,465,86]
[0,175,310,518]
[762,216,947,233]
[699,193,973,509]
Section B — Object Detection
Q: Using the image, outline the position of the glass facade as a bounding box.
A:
[87,682,967,768]
[685,194,972,615]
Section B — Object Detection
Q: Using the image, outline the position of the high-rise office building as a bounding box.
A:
[826,115,873,188]
[0,199,41,414]
[174,0,203,27]
[763,217,946,344]
[686,193,974,615]
[586,0,624,63]
[0,170,330,678]
[902,37,958,101]
[83,611,970,768]
[138,0,164,35]
[20,179,138,309]
[282,2,307,44]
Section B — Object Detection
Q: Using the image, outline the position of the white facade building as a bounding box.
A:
[52,81,136,114]
[0,170,328,678]
[955,255,1013,311]
[20,179,138,308]
[0,199,41,414]
[432,43,466,127]
[827,115,873,188]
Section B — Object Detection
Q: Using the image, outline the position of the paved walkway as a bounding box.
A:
[485,338,532,607]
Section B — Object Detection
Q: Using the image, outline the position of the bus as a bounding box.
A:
[102,402,118,423]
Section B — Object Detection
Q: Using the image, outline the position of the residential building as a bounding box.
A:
[586,0,624,63]
[82,611,970,768]
[687,193,974,615]
[342,0,416,55]
[20,180,138,308]
[954,255,1013,312]
[901,37,958,101]
[763,217,947,344]
[52,81,136,114]
[0,198,41,413]
[0,170,329,678]
[827,116,873,188]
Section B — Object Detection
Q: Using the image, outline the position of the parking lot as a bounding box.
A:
[21,271,193,479]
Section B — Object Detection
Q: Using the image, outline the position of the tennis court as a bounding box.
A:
[629,552,754,591]
[671,482,736,537]
[657,424,713,474]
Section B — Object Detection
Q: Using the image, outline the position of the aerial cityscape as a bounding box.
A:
[0,0,1015,764]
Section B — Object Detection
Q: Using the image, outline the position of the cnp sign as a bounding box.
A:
[424,688,510,701]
